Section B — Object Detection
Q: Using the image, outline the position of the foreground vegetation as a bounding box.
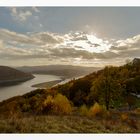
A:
[0,58,140,133]
[0,109,140,133]
[0,95,139,133]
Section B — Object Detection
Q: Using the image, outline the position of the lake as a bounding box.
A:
[0,74,61,102]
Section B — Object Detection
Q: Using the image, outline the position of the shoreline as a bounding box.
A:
[31,79,63,88]
[32,75,85,89]
[0,76,34,87]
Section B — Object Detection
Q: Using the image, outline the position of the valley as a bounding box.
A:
[0,58,140,133]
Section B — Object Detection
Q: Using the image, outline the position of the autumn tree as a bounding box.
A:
[69,79,92,106]
[125,76,140,95]
[90,66,123,110]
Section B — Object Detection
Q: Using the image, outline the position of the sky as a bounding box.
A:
[0,7,140,67]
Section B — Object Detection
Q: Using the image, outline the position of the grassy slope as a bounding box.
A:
[0,113,140,133]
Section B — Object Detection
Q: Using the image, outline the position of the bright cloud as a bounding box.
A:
[0,28,140,66]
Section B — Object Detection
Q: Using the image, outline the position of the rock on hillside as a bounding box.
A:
[132,58,140,65]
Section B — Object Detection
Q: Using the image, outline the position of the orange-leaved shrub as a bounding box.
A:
[120,113,129,121]
[134,108,140,113]
[42,93,72,115]
[42,95,54,114]
[88,102,106,117]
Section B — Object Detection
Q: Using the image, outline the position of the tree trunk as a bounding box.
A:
[105,67,110,110]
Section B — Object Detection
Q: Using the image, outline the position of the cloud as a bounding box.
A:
[31,32,64,44]
[9,7,40,23]
[0,28,140,66]
[0,40,4,48]
[10,8,32,22]
[110,34,140,59]
[0,28,63,47]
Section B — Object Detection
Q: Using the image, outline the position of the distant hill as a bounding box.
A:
[0,66,34,86]
[17,65,101,78]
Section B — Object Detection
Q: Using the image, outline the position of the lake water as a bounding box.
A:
[0,74,61,102]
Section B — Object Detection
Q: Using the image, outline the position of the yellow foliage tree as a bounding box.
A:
[42,94,72,115]
[53,94,72,115]
[88,102,105,117]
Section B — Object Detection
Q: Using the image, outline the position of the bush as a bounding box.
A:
[42,95,55,114]
[79,104,89,116]
[42,94,72,115]
[88,102,106,117]
[53,94,72,115]
[21,103,31,112]
[134,108,140,113]
[120,113,128,121]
